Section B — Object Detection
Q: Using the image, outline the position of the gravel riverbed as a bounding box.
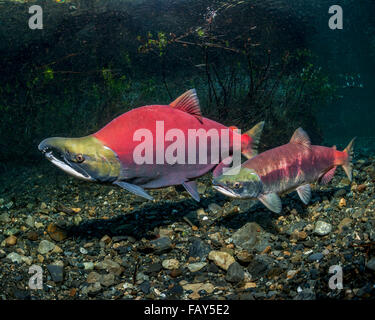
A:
[0,150,374,300]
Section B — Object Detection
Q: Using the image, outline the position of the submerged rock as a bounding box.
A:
[38,240,56,254]
[225,262,244,283]
[47,264,64,282]
[247,255,275,279]
[0,212,10,224]
[308,252,324,262]
[162,259,180,270]
[6,252,23,264]
[95,259,123,276]
[232,222,271,253]
[208,251,235,270]
[149,237,172,254]
[189,237,211,260]
[187,262,207,273]
[314,221,332,236]
[5,235,17,246]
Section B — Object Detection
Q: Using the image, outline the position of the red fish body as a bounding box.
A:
[246,144,342,194]
[94,105,240,188]
[213,128,355,213]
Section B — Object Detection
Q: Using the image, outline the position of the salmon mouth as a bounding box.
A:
[212,180,241,198]
[38,139,94,181]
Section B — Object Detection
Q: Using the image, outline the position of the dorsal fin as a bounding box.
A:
[290,128,311,148]
[170,89,202,122]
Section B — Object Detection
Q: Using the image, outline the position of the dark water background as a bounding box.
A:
[0,0,374,172]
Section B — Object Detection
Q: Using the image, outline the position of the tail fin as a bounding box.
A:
[342,137,356,181]
[241,121,265,159]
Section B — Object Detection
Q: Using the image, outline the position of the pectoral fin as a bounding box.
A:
[182,181,200,202]
[114,181,153,200]
[296,184,311,205]
[258,193,282,213]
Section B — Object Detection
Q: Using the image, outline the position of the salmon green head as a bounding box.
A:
[212,166,263,199]
[38,136,121,182]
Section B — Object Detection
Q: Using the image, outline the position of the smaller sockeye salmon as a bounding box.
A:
[212,128,355,213]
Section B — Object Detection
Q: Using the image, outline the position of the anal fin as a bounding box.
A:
[182,181,200,202]
[320,166,336,185]
[258,192,282,213]
[114,181,153,200]
[296,184,311,205]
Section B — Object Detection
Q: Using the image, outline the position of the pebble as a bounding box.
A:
[87,271,101,283]
[170,268,182,278]
[225,262,244,283]
[100,235,112,244]
[162,258,180,270]
[339,198,347,208]
[308,252,324,262]
[189,237,211,260]
[187,262,207,273]
[139,281,151,294]
[207,203,222,215]
[236,250,253,263]
[47,223,67,241]
[247,255,274,279]
[95,259,123,276]
[47,264,64,282]
[146,262,162,274]
[25,216,34,228]
[38,240,56,254]
[287,270,299,279]
[286,221,307,235]
[83,262,94,270]
[6,252,23,264]
[314,221,332,236]
[356,184,367,192]
[232,222,271,252]
[87,282,102,295]
[26,231,39,241]
[5,235,17,246]
[208,250,235,270]
[100,273,115,287]
[0,212,10,223]
[150,237,172,254]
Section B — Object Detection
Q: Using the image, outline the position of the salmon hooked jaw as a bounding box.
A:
[212,167,263,199]
[39,139,94,181]
[38,136,121,183]
[212,183,243,198]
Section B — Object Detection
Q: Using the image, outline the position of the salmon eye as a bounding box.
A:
[75,154,85,163]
